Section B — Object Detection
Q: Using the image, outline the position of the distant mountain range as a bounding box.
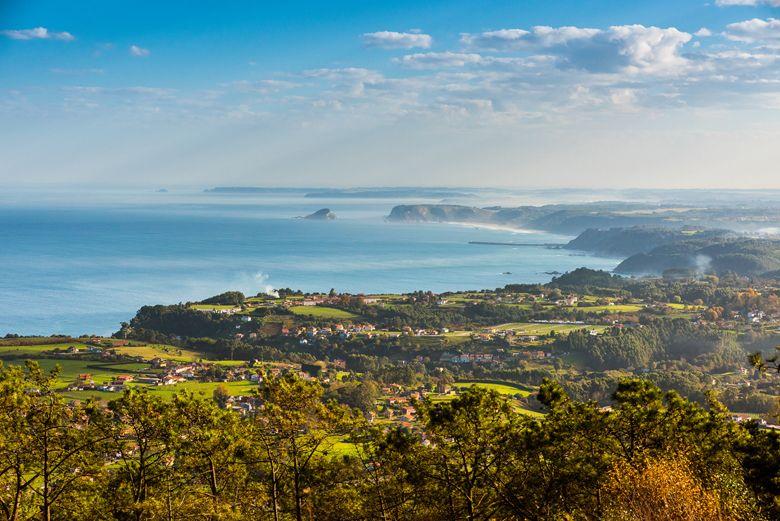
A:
[387,203,780,277]
[304,188,474,199]
[562,227,735,257]
[613,238,780,277]
[386,203,780,235]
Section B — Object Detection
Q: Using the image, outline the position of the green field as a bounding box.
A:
[492,322,607,335]
[434,384,544,418]
[322,435,360,457]
[110,344,205,362]
[62,379,257,402]
[566,304,643,313]
[130,380,256,399]
[513,406,545,418]
[102,362,152,372]
[2,359,129,387]
[189,304,239,311]
[0,343,91,356]
[664,302,704,311]
[289,306,359,319]
[454,381,532,397]
[2,355,258,402]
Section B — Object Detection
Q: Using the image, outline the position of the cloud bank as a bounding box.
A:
[461,25,692,74]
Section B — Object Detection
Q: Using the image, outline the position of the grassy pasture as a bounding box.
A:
[288,306,359,320]
[130,380,256,400]
[0,343,91,356]
[61,379,257,402]
[566,304,643,313]
[189,304,239,311]
[492,323,607,335]
[454,381,532,397]
[2,358,131,387]
[432,384,544,418]
[110,344,205,362]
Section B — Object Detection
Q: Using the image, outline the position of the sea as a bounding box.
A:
[0,188,620,336]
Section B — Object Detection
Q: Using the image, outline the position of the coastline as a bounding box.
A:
[440,221,538,235]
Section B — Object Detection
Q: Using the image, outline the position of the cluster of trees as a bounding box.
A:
[548,267,626,292]
[118,305,238,341]
[518,267,780,317]
[559,318,746,370]
[200,292,246,307]
[1,361,778,520]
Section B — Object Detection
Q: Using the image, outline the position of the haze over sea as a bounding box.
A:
[0,189,619,336]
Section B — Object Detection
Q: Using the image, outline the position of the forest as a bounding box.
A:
[0,361,777,521]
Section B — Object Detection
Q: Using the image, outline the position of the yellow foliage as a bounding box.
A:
[601,457,729,521]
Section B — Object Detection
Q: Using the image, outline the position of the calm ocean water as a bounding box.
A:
[0,190,620,336]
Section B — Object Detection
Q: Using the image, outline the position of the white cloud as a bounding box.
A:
[395,52,486,68]
[460,27,602,50]
[462,24,692,74]
[394,51,542,70]
[129,45,150,57]
[716,0,780,7]
[362,31,432,49]
[726,18,780,43]
[610,88,638,108]
[1,27,74,41]
[610,25,692,74]
[695,28,713,37]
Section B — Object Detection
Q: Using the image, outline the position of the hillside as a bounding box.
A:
[387,203,667,234]
[387,203,780,235]
[564,227,733,257]
[615,238,780,276]
[387,204,496,223]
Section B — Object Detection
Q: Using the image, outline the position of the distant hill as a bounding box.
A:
[615,238,780,276]
[305,188,474,199]
[204,187,309,194]
[386,203,780,235]
[388,204,495,223]
[564,227,733,257]
[387,202,667,233]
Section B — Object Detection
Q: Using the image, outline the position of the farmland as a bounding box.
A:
[491,322,608,335]
[109,343,206,362]
[288,306,359,319]
[454,381,532,397]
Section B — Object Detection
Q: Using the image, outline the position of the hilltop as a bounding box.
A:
[563,227,734,257]
[387,202,780,235]
[616,238,780,276]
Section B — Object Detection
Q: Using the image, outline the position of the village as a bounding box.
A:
[3,272,780,437]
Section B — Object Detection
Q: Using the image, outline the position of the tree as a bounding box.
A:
[414,387,518,520]
[253,373,352,521]
[105,389,175,521]
[601,457,726,521]
[169,392,252,518]
[0,362,109,521]
[212,384,231,409]
[502,380,613,519]
[201,291,246,306]
[330,380,380,417]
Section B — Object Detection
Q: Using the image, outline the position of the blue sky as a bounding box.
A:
[2,0,780,188]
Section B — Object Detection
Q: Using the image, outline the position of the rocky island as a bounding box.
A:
[304,208,337,220]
